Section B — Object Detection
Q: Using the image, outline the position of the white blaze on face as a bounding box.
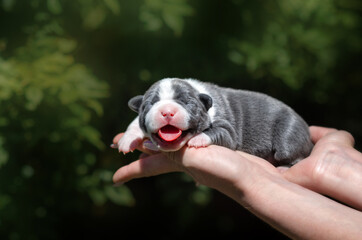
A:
[158,78,174,101]
[144,78,190,134]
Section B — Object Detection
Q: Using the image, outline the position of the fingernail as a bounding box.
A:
[277,166,289,173]
[113,182,124,187]
[143,140,159,151]
[110,143,118,148]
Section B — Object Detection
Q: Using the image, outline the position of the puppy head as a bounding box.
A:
[128,78,212,151]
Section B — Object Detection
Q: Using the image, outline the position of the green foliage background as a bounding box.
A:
[0,0,361,239]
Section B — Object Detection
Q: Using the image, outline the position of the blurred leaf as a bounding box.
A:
[104,185,135,207]
[0,136,8,168]
[1,0,15,11]
[76,164,88,175]
[0,21,110,236]
[139,10,163,31]
[21,165,34,178]
[78,174,101,189]
[0,58,20,101]
[83,6,106,30]
[57,38,77,53]
[0,194,11,210]
[86,99,104,116]
[163,12,184,36]
[47,0,62,14]
[229,0,361,89]
[140,0,194,35]
[139,69,152,81]
[84,153,96,166]
[25,87,43,110]
[190,185,211,206]
[0,117,8,127]
[78,126,105,150]
[97,169,113,182]
[104,0,121,15]
[89,188,107,206]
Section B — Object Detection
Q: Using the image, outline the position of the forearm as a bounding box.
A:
[229,173,362,240]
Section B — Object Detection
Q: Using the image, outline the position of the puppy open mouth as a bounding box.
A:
[158,125,183,142]
[152,125,190,150]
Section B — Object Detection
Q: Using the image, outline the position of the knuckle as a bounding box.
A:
[339,130,355,146]
[313,143,345,181]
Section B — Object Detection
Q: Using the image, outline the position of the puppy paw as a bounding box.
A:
[187,133,212,148]
[117,130,144,154]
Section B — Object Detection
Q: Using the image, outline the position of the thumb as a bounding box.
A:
[112,153,181,184]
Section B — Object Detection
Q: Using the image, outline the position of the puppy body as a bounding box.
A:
[117,78,313,166]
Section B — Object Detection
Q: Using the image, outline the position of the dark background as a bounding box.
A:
[0,0,361,239]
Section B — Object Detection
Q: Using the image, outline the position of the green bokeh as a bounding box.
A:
[0,0,361,239]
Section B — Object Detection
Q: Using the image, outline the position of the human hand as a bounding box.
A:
[112,127,362,239]
[279,126,362,210]
[111,132,280,199]
[112,127,362,210]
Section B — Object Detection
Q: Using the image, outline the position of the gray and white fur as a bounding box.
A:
[116,78,313,166]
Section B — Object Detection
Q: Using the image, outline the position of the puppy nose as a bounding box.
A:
[159,104,179,120]
[161,110,175,118]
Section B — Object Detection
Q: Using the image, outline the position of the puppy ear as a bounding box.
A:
[128,95,144,113]
[198,93,213,111]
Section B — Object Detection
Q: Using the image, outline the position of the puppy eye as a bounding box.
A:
[150,96,160,105]
[176,99,188,106]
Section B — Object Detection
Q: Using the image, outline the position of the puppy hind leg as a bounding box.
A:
[271,120,303,165]
[272,145,295,166]
[272,124,312,166]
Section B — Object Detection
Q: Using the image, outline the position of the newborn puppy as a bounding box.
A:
[116,78,313,166]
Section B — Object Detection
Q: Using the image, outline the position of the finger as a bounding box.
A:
[112,153,181,184]
[236,151,277,171]
[280,155,314,187]
[236,151,268,163]
[112,133,124,145]
[323,130,355,148]
[283,151,362,210]
[277,166,289,173]
[309,126,337,144]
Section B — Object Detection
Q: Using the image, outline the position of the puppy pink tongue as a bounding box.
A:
[158,125,182,142]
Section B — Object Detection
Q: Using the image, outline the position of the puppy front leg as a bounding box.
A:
[187,132,213,148]
[187,120,237,149]
[116,117,145,154]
